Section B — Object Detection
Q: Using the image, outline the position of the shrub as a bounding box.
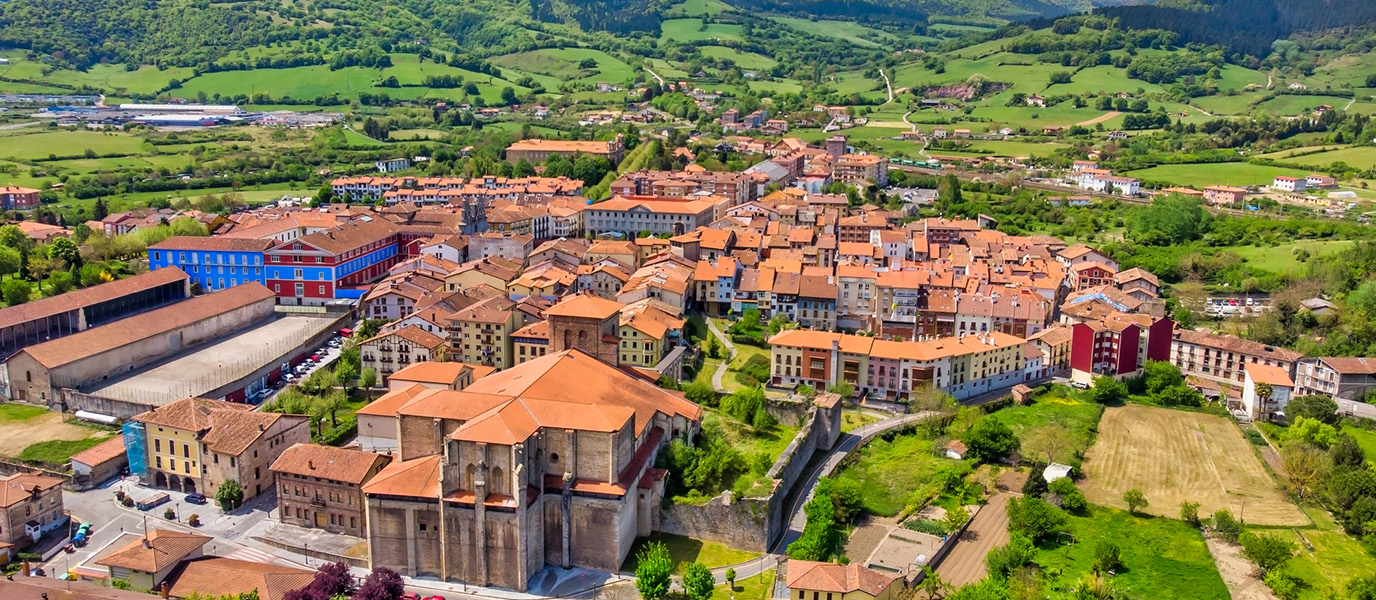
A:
[1240,532,1296,574]
[985,534,1037,578]
[122,496,134,507]
[1213,510,1243,543]
[1263,568,1300,600]
[1181,501,1202,526]
[1048,478,1088,513]
[164,507,176,520]
[1244,429,1267,445]
[903,518,948,536]
[188,514,201,527]
[1092,541,1122,573]
[1123,488,1148,514]
[1007,496,1067,543]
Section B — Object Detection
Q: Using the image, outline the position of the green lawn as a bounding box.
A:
[1273,505,1376,599]
[1228,240,1355,275]
[1340,424,1376,459]
[832,430,963,517]
[621,532,756,574]
[659,19,745,43]
[1034,507,1229,600]
[490,48,634,85]
[721,568,774,600]
[0,403,49,422]
[1274,146,1376,170]
[841,410,880,433]
[0,130,149,161]
[1125,162,1311,188]
[770,15,899,47]
[991,390,1103,464]
[702,408,797,468]
[1255,94,1353,116]
[19,436,116,465]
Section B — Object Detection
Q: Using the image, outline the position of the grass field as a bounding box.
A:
[0,52,195,95]
[770,15,898,47]
[621,532,755,574]
[0,130,149,161]
[0,403,49,422]
[1255,94,1353,116]
[1274,146,1376,170]
[19,436,116,465]
[1034,507,1230,600]
[659,19,745,43]
[490,48,634,85]
[991,391,1102,464]
[388,128,449,141]
[1279,505,1376,599]
[1125,162,1311,187]
[832,430,963,517]
[841,410,881,433]
[664,0,733,16]
[1229,240,1355,274]
[1081,404,1306,526]
[1340,424,1376,458]
[1192,92,1267,115]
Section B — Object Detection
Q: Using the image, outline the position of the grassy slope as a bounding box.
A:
[621,532,756,573]
[1125,162,1312,187]
[992,391,1102,464]
[832,431,962,516]
[1035,507,1230,600]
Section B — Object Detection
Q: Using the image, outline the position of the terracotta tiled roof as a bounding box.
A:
[269,443,391,485]
[16,283,274,369]
[361,325,445,349]
[513,320,551,341]
[360,454,443,498]
[0,472,64,508]
[546,293,624,320]
[203,411,306,457]
[1027,325,1074,346]
[1318,357,1376,374]
[149,236,275,252]
[786,560,899,596]
[1246,363,1294,388]
[355,384,432,417]
[95,529,211,573]
[0,578,154,600]
[1174,330,1303,362]
[166,557,314,600]
[280,218,398,255]
[69,436,127,468]
[389,361,495,386]
[0,266,188,331]
[134,397,250,432]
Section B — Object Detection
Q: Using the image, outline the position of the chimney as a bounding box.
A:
[308,460,315,470]
[161,582,171,599]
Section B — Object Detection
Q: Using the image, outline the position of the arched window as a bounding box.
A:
[490,466,504,495]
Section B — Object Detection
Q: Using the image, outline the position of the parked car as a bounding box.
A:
[1071,381,1089,390]
[400,594,422,600]
[185,493,207,505]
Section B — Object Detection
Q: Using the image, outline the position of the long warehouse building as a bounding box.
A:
[0,267,190,359]
[4,283,275,407]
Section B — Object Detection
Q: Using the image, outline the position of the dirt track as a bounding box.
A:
[0,411,106,457]
[935,493,1010,588]
[1075,111,1122,126]
[1081,405,1306,526]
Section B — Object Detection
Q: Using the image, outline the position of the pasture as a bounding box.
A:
[1274,145,1376,170]
[1229,240,1355,274]
[770,16,898,47]
[1080,404,1306,526]
[1255,94,1352,116]
[659,19,745,43]
[489,48,634,85]
[1125,162,1311,188]
[698,46,777,70]
[0,130,149,161]
[992,390,1102,464]
[832,430,964,517]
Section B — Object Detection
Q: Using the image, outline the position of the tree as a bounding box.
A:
[1180,501,1202,526]
[1007,496,1067,543]
[1022,423,1070,464]
[1281,416,1338,449]
[2,277,30,306]
[816,476,863,524]
[1123,488,1148,514]
[1330,433,1367,472]
[920,566,950,599]
[961,417,1019,464]
[49,237,80,270]
[1130,194,1209,245]
[216,479,244,511]
[1048,477,1088,513]
[352,567,404,600]
[359,368,378,390]
[943,505,970,533]
[47,270,74,295]
[513,159,536,177]
[788,494,838,561]
[724,568,736,592]
[1143,360,1185,395]
[828,382,855,398]
[684,380,717,406]
[93,197,109,221]
[334,359,358,388]
[0,246,20,280]
[1090,376,1127,404]
[984,533,1037,578]
[1240,532,1296,574]
[315,185,334,206]
[634,542,672,600]
[682,562,714,600]
[1281,443,1331,499]
[1287,395,1339,424]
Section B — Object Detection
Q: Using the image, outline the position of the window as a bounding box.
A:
[155,439,161,452]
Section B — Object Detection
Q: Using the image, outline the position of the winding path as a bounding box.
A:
[703,315,738,393]
[880,68,894,103]
[645,66,665,87]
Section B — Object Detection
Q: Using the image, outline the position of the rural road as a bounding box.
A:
[645,66,665,87]
[880,68,894,103]
[1075,110,1121,127]
[703,315,737,393]
[710,411,937,583]
[902,110,917,133]
[0,121,39,130]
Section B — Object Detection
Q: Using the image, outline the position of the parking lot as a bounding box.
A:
[257,331,349,406]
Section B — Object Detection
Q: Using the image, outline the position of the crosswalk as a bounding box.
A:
[223,546,280,564]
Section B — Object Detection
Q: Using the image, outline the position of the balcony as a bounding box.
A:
[310,497,326,507]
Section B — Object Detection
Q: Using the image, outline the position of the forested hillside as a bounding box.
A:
[1097,0,1376,57]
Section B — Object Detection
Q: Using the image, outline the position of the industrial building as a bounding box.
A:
[0,267,190,361]
[3,283,275,411]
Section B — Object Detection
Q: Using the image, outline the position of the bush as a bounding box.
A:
[683,380,718,407]
[1213,509,1243,543]
[1181,501,1202,526]
[1048,478,1088,513]
[1092,541,1122,574]
[1264,568,1300,600]
[122,496,134,507]
[985,534,1037,578]
[1007,496,1067,543]
[1244,429,1267,445]
[961,417,1019,463]
[903,518,948,535]
[188,514,200,527]
[740,354,771,383]
[164,507,176,520]
[1240,531,1296,574]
